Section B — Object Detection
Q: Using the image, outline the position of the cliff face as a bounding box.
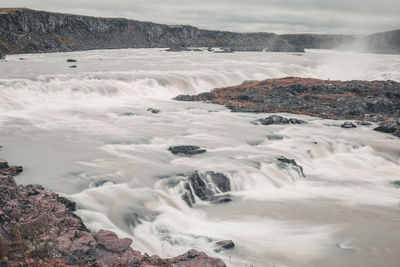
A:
[0,8,301,54]
[365,30,400,54]
[0,8,398,55]
[281,30,400,54]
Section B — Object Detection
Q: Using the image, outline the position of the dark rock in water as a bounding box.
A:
[166,46,190,52]
[120,112,135,117]
[147,108,161,114]
[173,94,195,101]
[391,181,400,188]
[266,134,284,141]
[67,59,77,62]
[374,120,400,137]
[19,57,25,60]
[181,171,231,206]
[210,172,231,192]
[69,65,77,68]
[209,195,232,204]
[215,240,235,252]
[341,121,357,128]
[256,115,306,125]
[357,121,372,126]
[169,145,207,156]
[213,47,234,53]
[174,92,215,102]
[277,156,305,178]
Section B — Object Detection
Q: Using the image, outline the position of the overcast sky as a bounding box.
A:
[2,0,400,34]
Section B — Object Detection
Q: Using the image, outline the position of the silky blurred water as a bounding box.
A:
[0,49,399,267]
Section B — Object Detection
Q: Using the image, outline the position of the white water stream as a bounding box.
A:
[0,49,399,267]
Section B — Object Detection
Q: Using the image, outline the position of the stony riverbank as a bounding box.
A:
[0,157,226,267]
[174,77,400,137]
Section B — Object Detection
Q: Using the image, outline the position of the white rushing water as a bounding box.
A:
[0,49,399,267]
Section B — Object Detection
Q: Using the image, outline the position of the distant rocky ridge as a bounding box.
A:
[174,77,400,138]
[0,8,399,55]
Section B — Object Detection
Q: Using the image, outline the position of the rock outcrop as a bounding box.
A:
[175,77,400,137]
[0,157,226,267]
[169,146,207,156]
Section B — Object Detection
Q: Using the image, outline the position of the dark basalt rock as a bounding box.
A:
[374,120,400,137]
[214,240,235,252]
[147,108,161,114]
[69,65,77,68]
[66,59,77,62]
[182,171,232,206]
[390,181,400,188]
[173,95,195,101]
[277,156,305,178]
[341,122,357,128]
[169,145,207,156]
[256,115,306,125]
[357,121,372,126]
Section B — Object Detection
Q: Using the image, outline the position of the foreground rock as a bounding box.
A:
[175,77,400,137]
[0,157,226,267]
[169,145,207,156]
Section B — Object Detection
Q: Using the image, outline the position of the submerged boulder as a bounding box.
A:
[181,171,232,207]
[147,108,161,114]
[277,156,305,178]
[374,120,400,137]
[169,145,207,156]
[214,240,235,252]
[341,121,357,128]
[391,181,400,188]
[256,115,306,125]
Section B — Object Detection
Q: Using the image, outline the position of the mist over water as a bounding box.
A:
[0,49,399,267]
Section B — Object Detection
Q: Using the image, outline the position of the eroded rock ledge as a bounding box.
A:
[0,158,226,267]
[174,77,400,137]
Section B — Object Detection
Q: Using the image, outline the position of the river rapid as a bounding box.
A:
[0,49,399,267]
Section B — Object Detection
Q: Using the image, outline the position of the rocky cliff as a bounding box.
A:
[0,8,398,55]
[0,8,302,54]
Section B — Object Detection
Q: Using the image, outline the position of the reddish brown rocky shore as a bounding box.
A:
[175,77,400,137]
[0,158,226,267]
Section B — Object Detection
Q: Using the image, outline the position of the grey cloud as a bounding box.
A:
[2,0,400,34]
